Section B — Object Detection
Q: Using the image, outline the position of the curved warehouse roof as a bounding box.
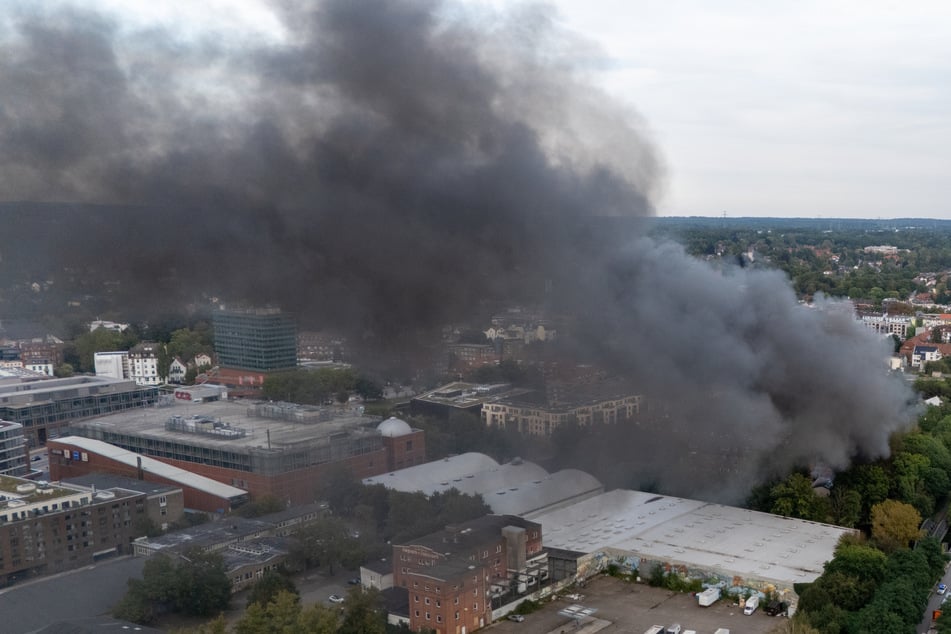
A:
[364,452,500,491]
[487,468,603,516]
[364,453,603,516]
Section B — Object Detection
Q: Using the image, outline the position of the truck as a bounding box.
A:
[743,595,760,615]
[698,587,721,607]
[643,627,664,634]
[765,599,788,616]
[665,625,681,634]
[714,630,730,634]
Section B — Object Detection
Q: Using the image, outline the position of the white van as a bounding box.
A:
[743,595,760,615]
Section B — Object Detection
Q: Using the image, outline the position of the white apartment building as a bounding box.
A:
[95,343,163,386]
[912,345,942,369]
[129,342,162,386]
[482,393,642,436]
[94,351,129,380]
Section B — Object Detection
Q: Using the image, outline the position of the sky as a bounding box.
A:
[21,0,951,219]
[547,0,951,219]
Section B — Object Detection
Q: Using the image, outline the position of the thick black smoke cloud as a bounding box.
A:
[0,0,915,501]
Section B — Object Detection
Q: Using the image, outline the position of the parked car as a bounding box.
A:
[939,583,947,595]
[507,615,524,622]
[348,577,361,585]
[329,594,345,603]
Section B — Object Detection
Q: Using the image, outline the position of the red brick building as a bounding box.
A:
[393,515,543,634]
[47,437,248,513]
[56,401,426,507]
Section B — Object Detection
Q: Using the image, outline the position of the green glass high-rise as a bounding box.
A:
[212,308,297,372]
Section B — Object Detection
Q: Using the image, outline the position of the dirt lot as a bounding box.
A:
[488,575,786,634]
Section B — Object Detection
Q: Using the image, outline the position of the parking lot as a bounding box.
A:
[488,575,786,634]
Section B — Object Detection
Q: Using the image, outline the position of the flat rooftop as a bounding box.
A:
[0,375,149,403]
[63,473,180,496]
[67,398,381,451]
[0,475,76,506]
[413,382,535,409]
[529,489,854,588]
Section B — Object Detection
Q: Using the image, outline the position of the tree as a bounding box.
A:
[828,487,862,528]
[769,473,829,522]
[826,542,887,583]
[170,615,228,634]
[870,500,922,552]
[173,551,233,617]
[73,327,134,373]
[292,517,363,575]
[839,463,889,525]
[112,552,231,624]
[53,362,74,377]
[339,587,386,634]
[919,537,950,579]
[247,570,298,609]
[235,495,286,518]
[317,465,364,517]
[235,590,340,634]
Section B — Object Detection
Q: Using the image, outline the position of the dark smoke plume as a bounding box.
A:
[0,0,915,501]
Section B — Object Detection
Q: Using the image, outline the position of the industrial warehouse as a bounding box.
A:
[526,488,854,612]
[363,451,604,516]
[369,457,854,615]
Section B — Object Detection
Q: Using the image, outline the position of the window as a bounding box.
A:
[406,440,413,450]
[425,612,430,620]
[414,595,419,603]
[437,615,443,623]
[455,612,460,620]
[424,598,430,605]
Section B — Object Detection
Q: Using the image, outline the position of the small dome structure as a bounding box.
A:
[377,416,413,437]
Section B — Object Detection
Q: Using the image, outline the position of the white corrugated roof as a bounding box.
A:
[363,452,501,491]
[363,453,603,516]
[530,489,853,589]
[55,436,247,501]
[487,469,603,516]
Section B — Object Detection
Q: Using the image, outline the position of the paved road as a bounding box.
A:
[0,555,146,634]
[918,562,951,634]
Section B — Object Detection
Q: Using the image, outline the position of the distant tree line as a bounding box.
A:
[652,221,951,305]
[261,368,382,405]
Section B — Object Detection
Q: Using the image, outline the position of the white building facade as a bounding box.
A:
[129,342,162,386]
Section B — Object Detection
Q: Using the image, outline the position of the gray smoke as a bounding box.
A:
[0,0,916,501]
